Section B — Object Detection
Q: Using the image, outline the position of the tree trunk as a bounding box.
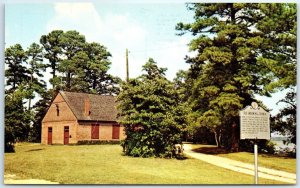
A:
[28,73,33,110]
[214,129,223,148]
[231,122,239,152]
[51,61,56,89]
[93,76,97,90]
[218,129,222,148]
[67,72,71,90]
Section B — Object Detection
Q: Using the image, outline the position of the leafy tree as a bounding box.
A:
[173,70,193,141]
[5,44,29,91]
[5,85,32,152]
[176,3,296,150]
[271,90,296,145]
[40,30,64,88]
[30,90,53,142]
[117,58,186,158]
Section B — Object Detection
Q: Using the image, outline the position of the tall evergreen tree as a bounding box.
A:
[25,42,47,110]
[58,30,86,90]
[40,30,64,89]
[5,44,29,92]
[256,4,296,92]
[30,90,53,142]
[176,3,296,150]
[74,42,121,95]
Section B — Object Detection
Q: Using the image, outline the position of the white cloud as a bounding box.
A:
[157,36,191,79]
[107,14,147,45]
[46,2,148,80]
[47,3,104,41]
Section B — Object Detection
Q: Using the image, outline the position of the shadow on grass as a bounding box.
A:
[176,155,188,160]
[192,147,230,155]
[25,148,44,152]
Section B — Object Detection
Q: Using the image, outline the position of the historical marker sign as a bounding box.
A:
[240,102,270,140]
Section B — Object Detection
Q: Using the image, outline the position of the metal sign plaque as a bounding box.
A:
[239,102,270,140]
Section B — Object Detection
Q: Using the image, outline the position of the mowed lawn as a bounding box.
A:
[217,152,296,174]
[190,144,296,174]
[5,143,287,184]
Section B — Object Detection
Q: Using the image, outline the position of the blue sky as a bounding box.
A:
[4,1,296,116]
[5,2,194,82]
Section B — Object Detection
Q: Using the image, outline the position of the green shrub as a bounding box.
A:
[77,140,121,145]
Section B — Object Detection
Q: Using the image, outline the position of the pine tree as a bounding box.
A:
[30,90,53,142]
[5,44,29,92]
[176,3,296,150]
[58,30,86,90]
[40,30,64,89]
[25,42,47,110]
[77,42,120,95]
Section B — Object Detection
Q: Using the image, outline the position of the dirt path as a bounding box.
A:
[4,174,59,184]
[183,144,296,184]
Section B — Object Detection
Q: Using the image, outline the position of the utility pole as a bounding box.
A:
[126,48,129,82]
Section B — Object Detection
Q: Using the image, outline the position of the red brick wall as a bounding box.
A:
[41,121,78,144]
[42,93,77,123]
[42,93,78,144]
[77,122,125,141]
[41,92,125,144]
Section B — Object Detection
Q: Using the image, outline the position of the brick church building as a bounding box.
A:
[41,91,125,145]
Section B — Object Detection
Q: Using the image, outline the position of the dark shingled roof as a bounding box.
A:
[60,91,118,122]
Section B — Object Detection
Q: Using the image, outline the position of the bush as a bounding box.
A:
[5,142,15,153]
[239,139,275,154]
[77,140,121,145]
[5,126,15,153]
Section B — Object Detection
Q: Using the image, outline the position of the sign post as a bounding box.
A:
[254,140,258,184]
[240,102,270,184]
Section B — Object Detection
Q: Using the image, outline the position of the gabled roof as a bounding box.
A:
[59,91,118,122]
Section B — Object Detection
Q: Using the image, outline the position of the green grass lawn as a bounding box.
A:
[190,144,296,174]
[217,152,296,174]
[4,143,288,184]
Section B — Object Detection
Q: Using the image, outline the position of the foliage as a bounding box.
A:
[271,90,296,146]
[239,139,276,154]
[176,3,296,150]
[25,42,47,110]
[30,90,53,142]
[5,29,121,145]
[256,4,296,92]
[5,86,33,152]
[40,30,64,87]
[77,140,121,145]
[117,58,187,158]
[5,44,29,91]
[40,30,120,95]
[188,126,216,144]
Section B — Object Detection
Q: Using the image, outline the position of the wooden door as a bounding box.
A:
[112,124,120,139]
[48,127,52,145]
[91,124,99,139]
[64,126,69,145]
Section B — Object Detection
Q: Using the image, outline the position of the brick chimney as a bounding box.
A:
[84,97,91,116]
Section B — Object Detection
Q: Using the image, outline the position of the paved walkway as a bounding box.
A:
[4,174,59,184]
[183,144,296,184]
